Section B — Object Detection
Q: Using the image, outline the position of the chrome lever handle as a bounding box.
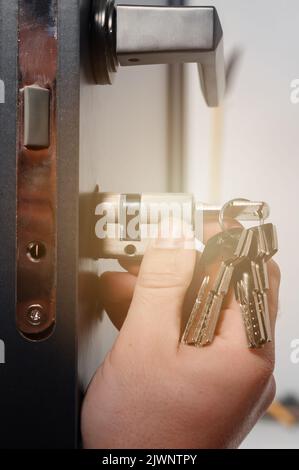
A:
[91,0,225,107]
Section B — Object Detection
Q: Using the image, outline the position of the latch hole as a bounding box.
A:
[26,241,47,262]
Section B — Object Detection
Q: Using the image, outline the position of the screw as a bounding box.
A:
[26,241,46,262]
[26,305,44,326]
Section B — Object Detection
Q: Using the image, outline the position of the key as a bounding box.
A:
[182,227,253,347]
[233,232,264,348]
[234,224,278,348]
[249,223,278,345]
[235,270,266,348]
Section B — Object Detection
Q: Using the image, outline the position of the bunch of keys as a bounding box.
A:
[182,200,278,349]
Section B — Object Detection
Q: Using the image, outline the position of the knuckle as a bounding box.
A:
[258,353,275,377]
[257,375,276,416]
[235,346,276,392]
[248,355,275,389]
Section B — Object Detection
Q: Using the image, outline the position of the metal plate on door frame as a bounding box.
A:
[16,0,58,340]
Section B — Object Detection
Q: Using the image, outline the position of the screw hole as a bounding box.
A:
[26,241,46,262]
[124,244,137,256]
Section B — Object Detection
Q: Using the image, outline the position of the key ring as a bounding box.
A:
[219,198,267,233]
[219,198,251,233]
[257,208,265,226]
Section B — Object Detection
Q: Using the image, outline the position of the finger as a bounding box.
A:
[203,217,222,242]
[203,215,241,242]
[121,225,196,347]
[99,272,136,330]
[105,217,224,331]
[118,257,141,275]
[118,214,229,276]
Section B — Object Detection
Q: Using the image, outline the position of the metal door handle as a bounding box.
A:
[91,0,225,106]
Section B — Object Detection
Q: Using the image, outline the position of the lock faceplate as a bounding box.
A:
[16,0,58,340]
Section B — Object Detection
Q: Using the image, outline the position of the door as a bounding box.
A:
[0,0,79,448]
[0,0,183,448]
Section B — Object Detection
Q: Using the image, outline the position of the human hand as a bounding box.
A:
[81,220,280,449]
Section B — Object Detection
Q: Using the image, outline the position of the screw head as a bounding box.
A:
[26,241,46,263]
[26,305,44,326]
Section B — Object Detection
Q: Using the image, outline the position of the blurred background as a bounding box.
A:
[79,0,299,448]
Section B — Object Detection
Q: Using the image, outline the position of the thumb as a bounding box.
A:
[120,223,196,348]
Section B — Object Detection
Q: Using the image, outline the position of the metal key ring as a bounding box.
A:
[219,198,249,232]
[219,198,266,233]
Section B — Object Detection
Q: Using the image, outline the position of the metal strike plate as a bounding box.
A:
[16,0,57,340]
